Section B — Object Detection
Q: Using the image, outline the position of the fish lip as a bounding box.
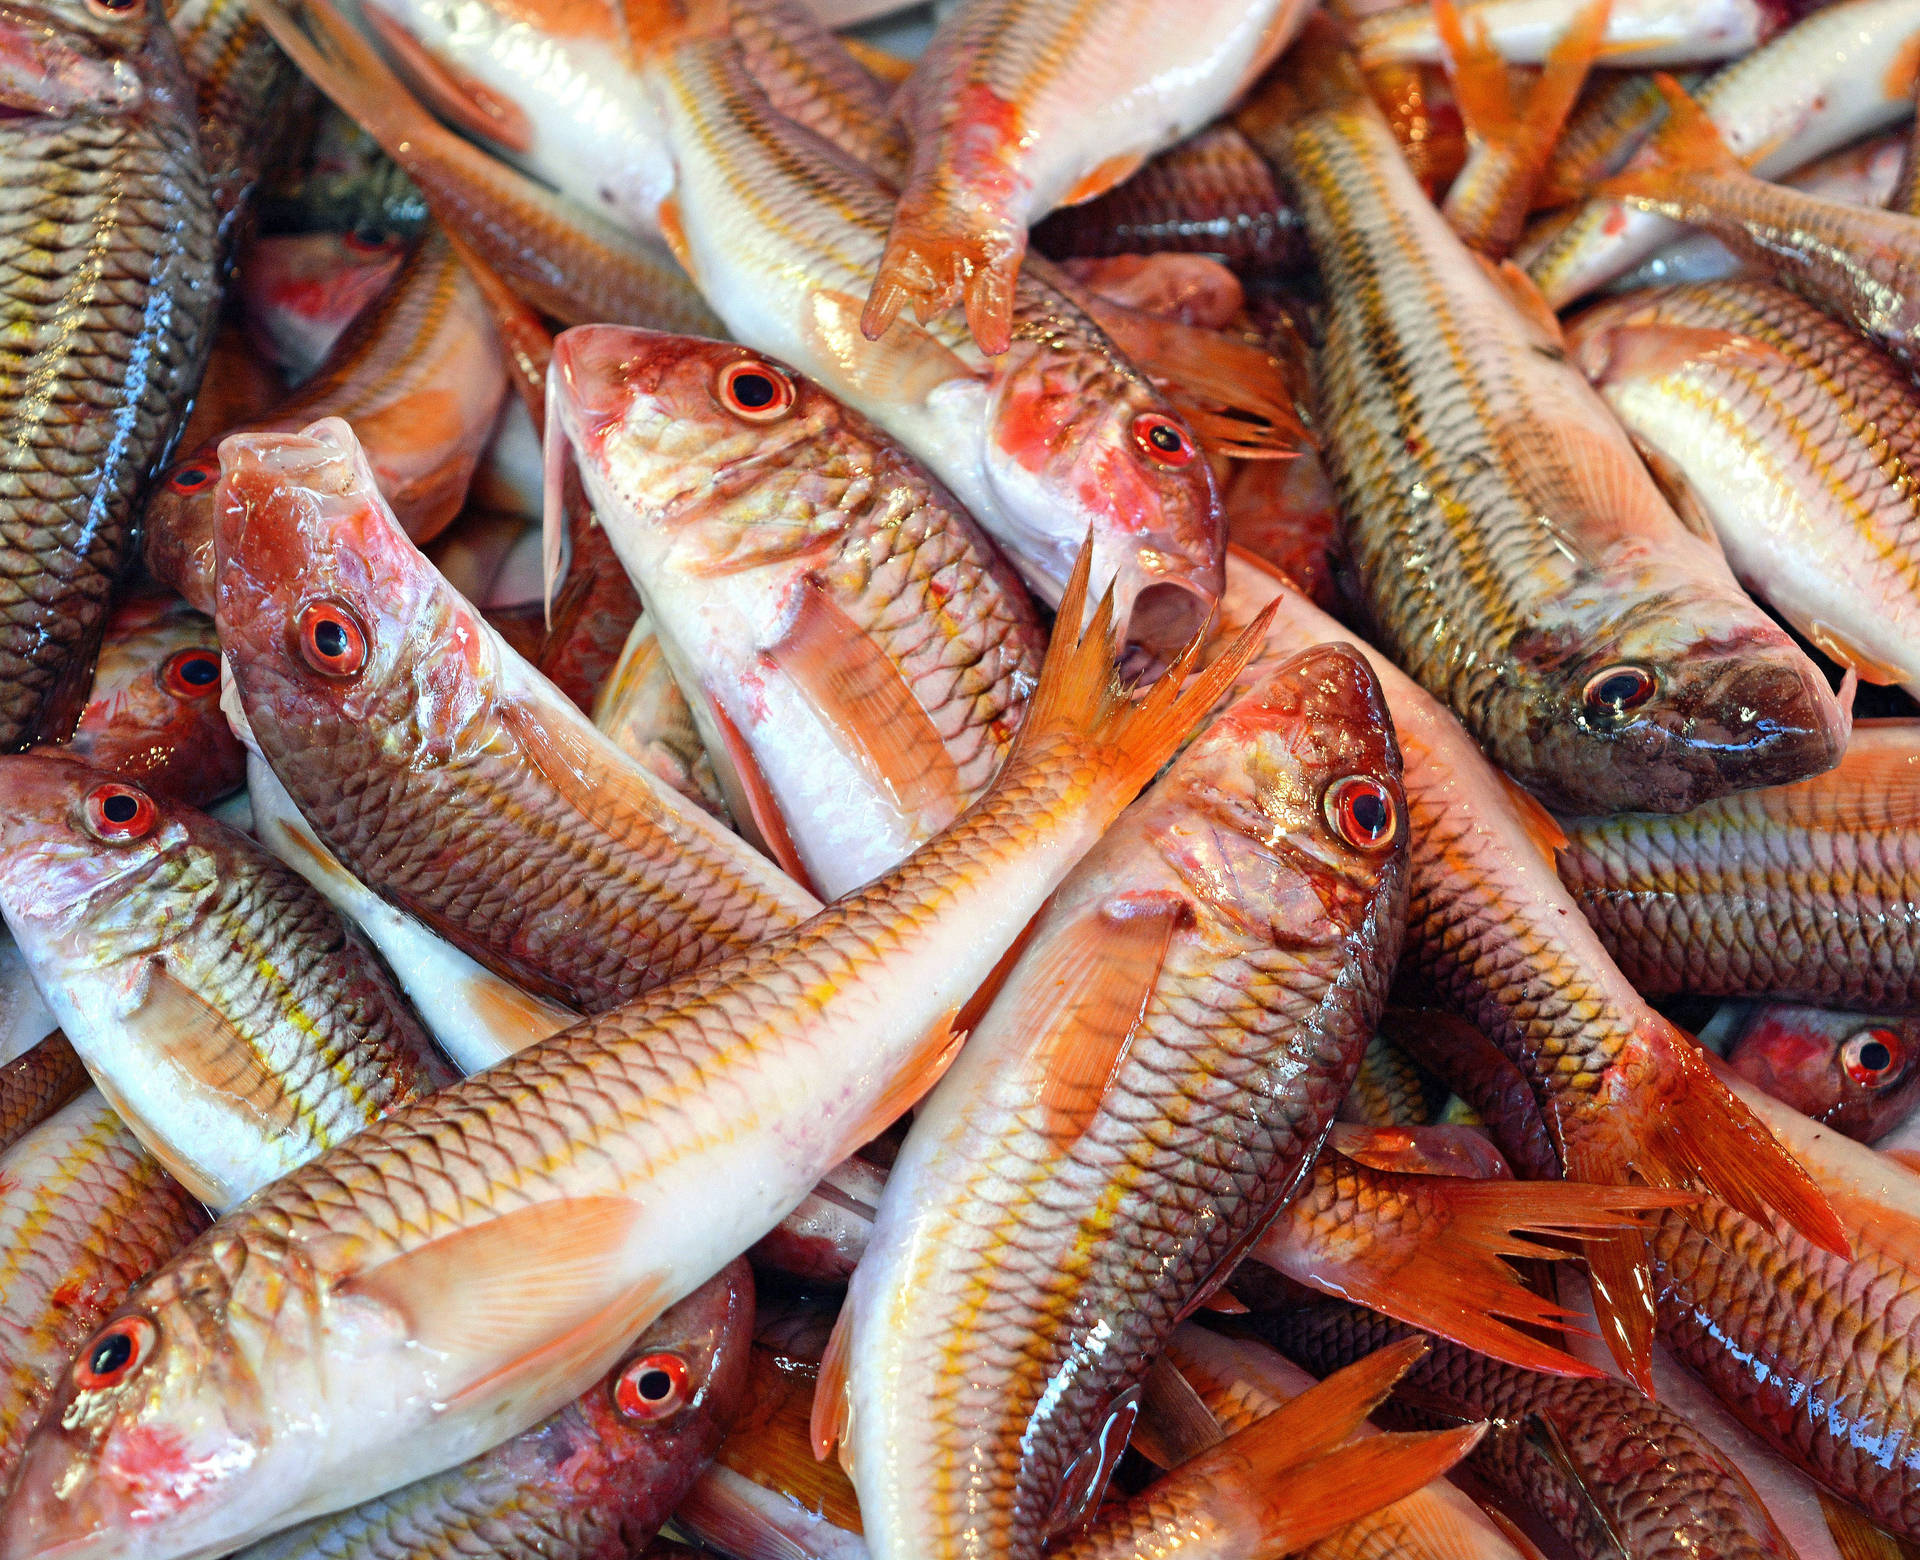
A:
[0,12,140,115]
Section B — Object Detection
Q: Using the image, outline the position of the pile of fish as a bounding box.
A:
[6,0,1920,1554]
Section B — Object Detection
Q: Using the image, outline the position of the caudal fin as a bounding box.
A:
[1257,1152,1691,1378]
[1596,73,1744,204]
[862,187,1023,357]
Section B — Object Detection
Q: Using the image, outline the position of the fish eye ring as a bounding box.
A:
[296,601,370,677]
[716,360,796,422]
[160,648,222,698]
[614,1352,691,1420]
[74,1317,156,1391]
[1323,775,1399,850]
[84,783,158,843]
[1843,1028,1904,1087]
[1132,412,1195,468]
[1581,664,1657,716]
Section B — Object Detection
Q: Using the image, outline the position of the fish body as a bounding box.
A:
[0,0,218,752]
[1570,279,1920,695]
[233,1261,754,1560]
[0,1091,208,1493]
[0,1033,90,1157]
[1359,0,1787,67]
[1726,1002,1920,1142]
[63,594,245,806]
[218,417,818,1013]
[0,753,454,1211]
[1238,29,1847,815]
[552,325,1044,897]
[1555,720,1920,1009]
[864,0,1311,355]
[165,0,297,240]
[649,32,1225,658]
[843,644,1408,1560]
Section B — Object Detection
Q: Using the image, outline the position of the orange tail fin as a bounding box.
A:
[862,183,1023,358]
[1596,73,1744,204]
[1256,1152,1693,1378]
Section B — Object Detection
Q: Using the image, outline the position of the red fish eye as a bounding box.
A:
[1843,1029,1904,1086]
[296,601,369,676]
[159,649,221,698]
[342,226,394,255]
[614,1352,690,1420]
[85,0,141,14]
[1132,413,1194,467]
[1582,664,1657,715]
[74,1317,155,1390]
[716,360,795,422]
[84,783,157,843]
[1324,775,1399,850]
[167,464,214,493]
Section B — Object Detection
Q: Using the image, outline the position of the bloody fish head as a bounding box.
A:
[142,442,226,616]
[213,416,493,795]
[983,342,1224,663]
[1727,1003,1920,1144]
[0,0,157,119]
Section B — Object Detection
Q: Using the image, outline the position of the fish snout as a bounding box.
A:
[1692,652,1849,796]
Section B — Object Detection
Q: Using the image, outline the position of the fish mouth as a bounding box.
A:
[0,12,139,115]
[1672,651,1850,797]
[1127,578,1217,669]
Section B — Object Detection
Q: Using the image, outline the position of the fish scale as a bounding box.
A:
[0,1,217,753]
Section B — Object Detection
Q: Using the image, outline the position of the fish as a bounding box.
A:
[1341,1032,1444,1128]
[1030,124,1309,269]
[149,228,507,616]
[1358,0,1791,66]
[236,231,411,384]
[0,1032,91,1157]
[1534,68,1672,209]
[0,753,456,1211]
[61,594,246,806]
[1055,253,1247,329]
[551,325,1045,897]
[0,0,219,753]
[1212,547,1847,1388]
[0,935,58,1067]
[1568,278,1920,695]
[1236,23,1848,816]
[1554,719,1920,1010]
[165,0,299,242]
[1382,1010,1564,1178]
[0,1091,209,1493]
[217,417,820,1013]
[1266,1301,1802,1560]
[1597,77,1920,365]
[859,0,1312,356]
[1725,1002,1920,1143]
[1521,0,1920,305]
[591,617,732,822]
[0,537,1267,1560]
[232,1260,755,1560]
[834,643,1412,1560]
[649,29,1229,656]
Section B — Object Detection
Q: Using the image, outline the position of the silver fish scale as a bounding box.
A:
[0,40,217,751]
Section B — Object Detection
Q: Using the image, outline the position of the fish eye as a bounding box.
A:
[1132,413,1195,468]
[296,600,369,677]
[1843,1029,1904,1087]
[74,1317,156,1390]
[84,783,157,844]
[1582,664,1657,716]
[716,360,795,422]
[1323,775,1399,850]
[85,0,142,14]
[614,1351,690,1420]
[159,648,221,698]
[343,226,394,255]
[167,464,215,493]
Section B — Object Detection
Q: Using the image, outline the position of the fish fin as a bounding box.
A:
[1080,295,1309,460]
[1260,1160,1688,1378]
[1631,438,1720,542]
[1063,151,1148,207]
[1889,1148,1920,1176]
[541,393,577,629]
[841,35,911,86]
[1442,0,1610,168]
[765,577,966,826]
[1011,539,1274,821]
[862,169,1022,358]
[444,227,554,422]
[1821,1491,1920,1560]
[656,194,694,277]
[804,288,977,405]
[699,695,822,896]
[1132,1354,1228,1468]
[129,966,307,1150]
[955,909,1043,1035]
[1808,621,1908,687]
[1598,322,1774,387]
[342,1197,648,1397]
[672,1474,819,1560]
[360,5,534,153]
[1330,1121,1514,1180]
[1011,895,1186,1148]
[1477,254,1568,351]
[837,1007,966,1160]
[1237,1426,1490,1556]
[1200,1289,1251,1314]
[718,1392,866,1533]
[1432,0,1514,143]
[1497,770,1570,860]
[1524,1411,1636,1560]
[501,692,702,852]
[1598,74,1742,203]
[808,1295,854,1463]
[443,1269,667,1412]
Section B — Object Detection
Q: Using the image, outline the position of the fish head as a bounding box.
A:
[236,230,410,382]
[982,344,1224,663]
[1727,1003,1920,1142]
[0,1247,283,1560]
[0,0,164,119]
[64,593,243,805]
[214,416,496,775]
[1510,583,1849,812]
[143,442,226,616]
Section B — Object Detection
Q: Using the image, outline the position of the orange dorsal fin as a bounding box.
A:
[809,1297,855,1463]
[766,578,966,827]
[1599,74,1743,203]
[836,1007,965,1158]
[1496,769,1570,860]
[1259,1154,1692,1379]
[360,6,534,154]
[1808,623,1909,688]
[1821,1491,1920,1560]
[1010,895,1185,1148]
[1234,1427,1489,1557]
[1331,1121,1515,1180]
[690,696,821,897]
[1478,255,1569,351]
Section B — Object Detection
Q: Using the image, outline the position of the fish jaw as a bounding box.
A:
[0,2,143,115]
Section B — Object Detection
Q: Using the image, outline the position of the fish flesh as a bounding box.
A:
[0,0,219,752]
[0,752,454,1210]
[551,325,1044,897]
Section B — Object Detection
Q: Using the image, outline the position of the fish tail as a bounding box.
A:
[1013,541,1275,816]
[862,200,1021,359]
[1596,73,1741,201]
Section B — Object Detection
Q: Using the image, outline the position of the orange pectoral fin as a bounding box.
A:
[836,1007,967,1161]
[1062,151,1148,207]
[1495,769,1570,861]
[808,1296,855,1464]
[697,695,821,897]
[766,577,966,827]
[1433,0,1514,143]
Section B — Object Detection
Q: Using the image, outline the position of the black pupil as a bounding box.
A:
[90,1332,133,1376]
[312,619,350,660]
[1860,1039,1895,1073]
[732,372,776,409]
[1148,423,1183,454]
[178,656,218,686]
[353,227,387,247]
[1594,672,1646,706]
[1349,789,1388,837]
[638,1368,673,1401]
[179,469,208,488]
[101,793,139,825]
